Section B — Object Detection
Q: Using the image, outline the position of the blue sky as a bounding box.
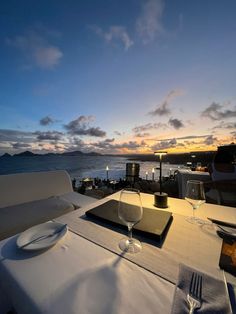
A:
[0,0,236,154]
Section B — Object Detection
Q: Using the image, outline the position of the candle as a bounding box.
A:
[106,166,109,180]
[145,171,148,180]
[152,168,155,181]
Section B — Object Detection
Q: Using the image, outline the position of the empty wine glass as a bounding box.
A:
[185,180,206,224]
[118,188,143,253]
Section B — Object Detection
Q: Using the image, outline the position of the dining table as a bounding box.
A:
[0,192,236,314]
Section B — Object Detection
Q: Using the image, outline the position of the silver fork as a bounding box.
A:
[187,272,202,314]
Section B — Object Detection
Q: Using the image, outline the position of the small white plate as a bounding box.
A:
[17,222,68,251]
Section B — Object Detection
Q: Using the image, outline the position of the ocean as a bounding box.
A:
[0,155,184,184]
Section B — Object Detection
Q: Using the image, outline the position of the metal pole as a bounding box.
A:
[160,155,162,194]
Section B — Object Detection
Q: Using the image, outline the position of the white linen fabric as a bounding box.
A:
[55,197,235,285]
[0,196,74,241]
[171,264,231,313]
[60,191,97,209]
[0,231,174,314]
[0,170,73,208]
[0,193,235,314]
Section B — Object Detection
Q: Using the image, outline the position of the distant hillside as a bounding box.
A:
[1,153,12,158]
[118,151,217,166]
[0,150,102,158]
[14,150,39,157]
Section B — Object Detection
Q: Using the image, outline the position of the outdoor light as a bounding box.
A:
[145,171,148,180]
[106,166,109,181]
[154,151,168,208]
[152,167,155,181]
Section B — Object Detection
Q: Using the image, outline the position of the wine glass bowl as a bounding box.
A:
[118,188,143,253]
[185,180,206,224]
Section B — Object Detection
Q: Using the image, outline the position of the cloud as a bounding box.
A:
[91,139,141,152]
[40,116,54,126]
[150,101,170,116]
[0,129,34,142]
[149,89,184,116]
[168,118,184,129]
[151,138,178,150]
[151,134,210,142]
[114,131,122,136]
[212,121,236,130]
[11,142,32,149]
[34,131,63,141]
[6,29,63,69]
[64,115,106,137]
[133,122,167,133]
[63,137,87,152]
[91,25,133,50]
[91,138,115,149]
[201,102,236,121]
[203,135,217,146]
[136,0,164,43]
[135,132,150,138]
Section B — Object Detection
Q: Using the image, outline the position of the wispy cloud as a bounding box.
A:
[34,131,63,141]
[201,102,236,121]
[156,134,211,141]
[149,89,184,116]
[114,131,122,136]
[0,129,34,142]
[64,115,106,137]
[212,121,236,130]
[203,135,217,146]
[91,25,133,51]
[136,0,165,44]
[39,116,55,126]
[11,142,32,149]
[151,138,178,151]
[133,122,167,133]
[168,118,184,129]
[135,132,150,138]
[6,29,63,69]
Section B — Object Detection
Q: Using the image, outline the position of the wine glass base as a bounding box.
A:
[119,238,142,253]
[186,216,206,225]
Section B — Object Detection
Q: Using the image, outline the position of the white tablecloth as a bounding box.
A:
[0,231,174,314]
[0,193,235,314]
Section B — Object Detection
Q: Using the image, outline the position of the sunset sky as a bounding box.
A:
[0,0,236,155]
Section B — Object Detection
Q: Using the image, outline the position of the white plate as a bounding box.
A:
[17,222,68,251]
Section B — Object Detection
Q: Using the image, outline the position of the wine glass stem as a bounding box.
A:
[128,225,133,242]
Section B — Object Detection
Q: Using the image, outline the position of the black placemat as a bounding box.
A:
[85,199,172,242]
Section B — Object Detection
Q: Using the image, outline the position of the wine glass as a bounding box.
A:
[185,180,206,224]
[118,188,143,253]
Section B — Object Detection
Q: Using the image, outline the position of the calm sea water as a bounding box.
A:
[0,155,184,183]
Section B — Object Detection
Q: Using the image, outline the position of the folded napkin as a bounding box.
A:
[171,264,232,314]
[216,226,236,240]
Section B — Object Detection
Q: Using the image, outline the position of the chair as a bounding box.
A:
[204,150,236,206]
